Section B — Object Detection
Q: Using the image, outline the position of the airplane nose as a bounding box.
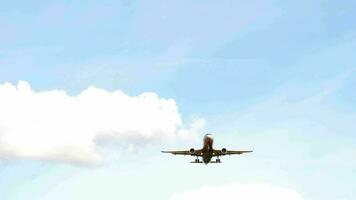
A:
[204,134,213,140]
[204,134,214,142]
[204,134,214,148]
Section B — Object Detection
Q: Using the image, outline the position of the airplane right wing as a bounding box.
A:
[161,149,202,156]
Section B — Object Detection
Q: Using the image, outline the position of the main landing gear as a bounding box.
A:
[216,156,221,163]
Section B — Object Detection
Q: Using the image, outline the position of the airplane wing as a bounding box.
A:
[213,149,253,156]
[161,149,202,156]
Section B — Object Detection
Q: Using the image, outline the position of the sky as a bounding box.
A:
[0,0,356,199]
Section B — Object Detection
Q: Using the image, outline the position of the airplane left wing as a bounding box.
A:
[213,149,253,156]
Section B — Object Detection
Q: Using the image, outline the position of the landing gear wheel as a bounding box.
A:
[216,159,221,163]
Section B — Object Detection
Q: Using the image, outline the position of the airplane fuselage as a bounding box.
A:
[202,134,214,164]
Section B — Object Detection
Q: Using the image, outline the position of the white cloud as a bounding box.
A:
[171,183,303,200]
[0,81,202,164]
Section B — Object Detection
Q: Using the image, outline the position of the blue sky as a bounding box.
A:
[0,0,356,199]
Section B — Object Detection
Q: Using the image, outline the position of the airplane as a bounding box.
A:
[161,133,253,164]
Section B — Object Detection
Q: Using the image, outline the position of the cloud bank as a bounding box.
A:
[0,81,200,164]
[171,183,303,200]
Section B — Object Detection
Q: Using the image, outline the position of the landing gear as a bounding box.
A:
[216,156,221,163]
[195,156,200,163]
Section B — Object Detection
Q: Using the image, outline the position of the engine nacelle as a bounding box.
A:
[189,148,195,154]
[221,148,227,155]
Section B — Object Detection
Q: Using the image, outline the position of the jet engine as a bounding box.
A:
[221,148,227,155]
[189,148,195,154]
